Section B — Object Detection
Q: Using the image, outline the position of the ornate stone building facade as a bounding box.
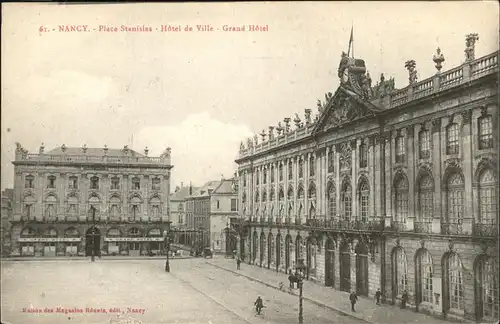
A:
[10,144,173,257]
[235,36,498,323]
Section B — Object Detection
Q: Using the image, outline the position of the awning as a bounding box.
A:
[104,237,164,242]
[18,237,82,243]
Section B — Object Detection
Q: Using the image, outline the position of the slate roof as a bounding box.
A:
[170,186,197,201]
[212,178,237,195]
[189,180,221,198]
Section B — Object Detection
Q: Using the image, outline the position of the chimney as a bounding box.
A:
[189,182,192,195]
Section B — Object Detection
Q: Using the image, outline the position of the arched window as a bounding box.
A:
[309,155,315,177]
[396,248,408,295]
[270,188,275,201]
[263,168,267,184]
[420,251,433,303]
[480,257,499,319]
[298,159,304,179]
[256,170,260,185]
[288,161,293,180]
[67,195,78,217]
[446,123,459,154]
[129,196,142,221]
[270,165,275,183]
[447,172,464,223]
[479,169,496,224]
[45,195,57,220]
[341,180,352,221]
[129,228,140,236]
[418,174,434,222]
[279,163,283,181]
[358,179,369,222]
[327,183,336,219]
[394,175,409,223]
[395,135,406,163]
[150,197,161,220]
[478,115,493,149]
[449,253,464,311]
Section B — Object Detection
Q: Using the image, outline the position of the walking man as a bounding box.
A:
[236,257,241,270]
[349,291,358,312]
[375,288,382,305]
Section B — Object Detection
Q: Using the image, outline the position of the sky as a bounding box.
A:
[1,2,499,191]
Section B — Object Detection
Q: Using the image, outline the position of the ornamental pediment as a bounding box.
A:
[312,87,382,134]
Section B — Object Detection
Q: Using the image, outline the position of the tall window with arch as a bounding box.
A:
[25,175,35,189]
[129,196,142,221]
[327,182,336,220]
[446,123,459,154]
[447,172,464,224]
[420,250,433,303]
[68,176,78,190]
[359,142,368,168]
[418,129,430,159]
[255,190,260,203]
[270,188,275,202]
[478,115,493,149]
[45,195,57,221]
[449,253,464,311]
[47,175,56,189]
[67,195,78,219]
[270,165,275,183]
[243,173,247,187]
[263,168,267,184]
[395,135,406,163]
[256,170,260,185]
[288,161,293,180]
[394,175,409,223]
[298,159,304,179]
[279,163,283,182]
[358,178,369,222]
[478,168,496,225]
[309,155,315,177]
[418,174,434,223]
[480,257,499,319]
[341,180,352,221]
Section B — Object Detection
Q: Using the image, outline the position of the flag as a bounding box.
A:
[347,26,354,57]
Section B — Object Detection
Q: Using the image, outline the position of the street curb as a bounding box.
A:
[206,261,372,324]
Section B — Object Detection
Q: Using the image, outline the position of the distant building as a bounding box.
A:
[235,37,498,323]
[1,189,14,256]
[10,143,173,257]
[185,178,238,253]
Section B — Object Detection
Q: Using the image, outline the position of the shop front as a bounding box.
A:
[103,237,164,256]
[18,237,82,256]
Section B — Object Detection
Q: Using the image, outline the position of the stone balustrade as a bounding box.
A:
[18,153,170,166]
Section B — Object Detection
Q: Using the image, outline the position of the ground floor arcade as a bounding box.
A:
[235,225,499,323]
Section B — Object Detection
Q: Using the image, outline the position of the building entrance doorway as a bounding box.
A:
[85,227,101,257]
[129,242,141,256]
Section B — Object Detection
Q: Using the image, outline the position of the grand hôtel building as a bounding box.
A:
[9,144,173,257]
[234,35,498,323]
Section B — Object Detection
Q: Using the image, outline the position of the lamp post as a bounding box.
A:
[295,258,306,324]
[90,206,97,262]
[163,221,172,272]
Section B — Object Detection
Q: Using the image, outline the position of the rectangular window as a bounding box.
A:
[423,267,433,303]
[90,177,99,190]
[256,171,259,185]
[395,136,405,163]
[132,178,141,190]
[47,176,56,189]
[152,178,161,190]
[68,176,78,189]
[309,156,315,177]
[25,176,35,189]
[270,167,275,183]
[359,144,368,168]
[111,177,120,190]
[360,195,369,221]
[446,124,459,154]
[263,170,267,184]
[231,199,237,211]
[24,204,32,217]
[298,160,304,179]
[279,164,283,181]
[419,130,430,159]
[243,175,247,187]
[288,162,293,180]
[479,116,493,149]
[327,152,334,173]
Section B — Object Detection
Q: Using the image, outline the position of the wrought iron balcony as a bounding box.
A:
[391,221,408,232]
[473,223,498,237]
[441,222,464,235]
[414,221,432,233]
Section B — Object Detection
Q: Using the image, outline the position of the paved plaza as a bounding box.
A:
[1,257,364,324]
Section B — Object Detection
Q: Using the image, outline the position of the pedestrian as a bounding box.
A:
[254,296,264,315]
[236,257,241,270]
[375,288,382,305]
[401,290,408,309]
[349,291,358,312]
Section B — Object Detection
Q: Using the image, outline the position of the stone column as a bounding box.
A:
[431,119,443,233]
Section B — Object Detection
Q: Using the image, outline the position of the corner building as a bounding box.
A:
[10,144,173,257]
[235,39,498,323]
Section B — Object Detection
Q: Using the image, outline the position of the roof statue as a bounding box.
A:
[465,33,479,62]
[433,47,445,73]
[160,147,171,158]
[405,60,418,85]
[337,50,370,98]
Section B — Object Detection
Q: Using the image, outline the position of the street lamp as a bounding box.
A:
[295,258,307,324]
[163,228,171,272]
